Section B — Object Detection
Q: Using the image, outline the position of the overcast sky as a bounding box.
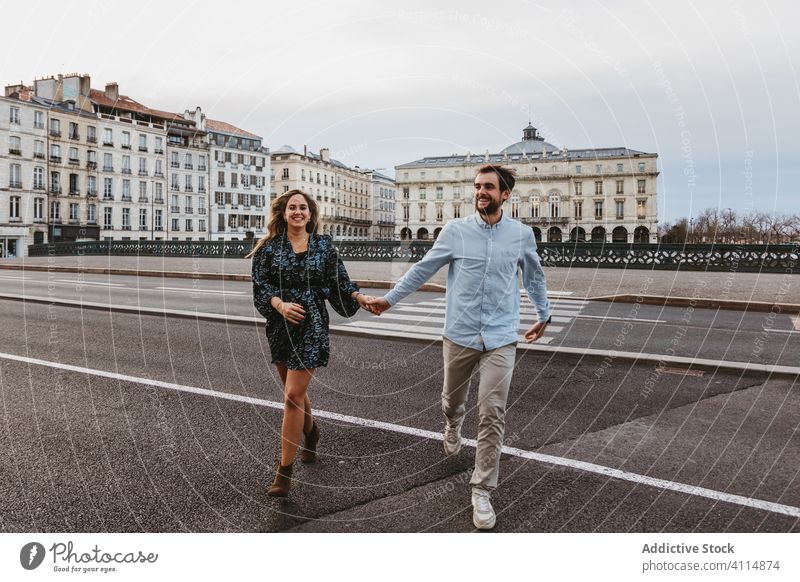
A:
[2,0,797,222]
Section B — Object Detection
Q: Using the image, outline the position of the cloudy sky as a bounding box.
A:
[2,0,797,222]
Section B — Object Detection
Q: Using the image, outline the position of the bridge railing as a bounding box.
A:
[26,240,799,272]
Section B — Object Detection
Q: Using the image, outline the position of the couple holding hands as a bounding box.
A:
[249,164,550,530]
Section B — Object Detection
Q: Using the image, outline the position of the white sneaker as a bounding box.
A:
[442,420,463,456]
[471,488,496,530]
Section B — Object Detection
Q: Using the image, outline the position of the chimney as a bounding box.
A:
[303,145,307,157]
[105,82,119,101]
[79,74,91,97]
[320,148,330,162]
[4,83,25,97]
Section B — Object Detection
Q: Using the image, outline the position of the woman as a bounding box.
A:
[249,189,372,497]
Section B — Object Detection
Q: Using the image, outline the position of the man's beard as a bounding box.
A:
[475,196,501,215]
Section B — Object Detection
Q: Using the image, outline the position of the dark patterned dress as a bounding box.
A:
[252,233,360,370]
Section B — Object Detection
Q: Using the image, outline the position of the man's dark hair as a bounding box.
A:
[476,164,516,193]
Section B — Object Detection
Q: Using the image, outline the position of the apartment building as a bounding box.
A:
[395,123,659,243]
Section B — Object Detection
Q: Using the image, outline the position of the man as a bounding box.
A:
[367,165,551,530]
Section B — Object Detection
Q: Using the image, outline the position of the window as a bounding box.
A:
[511,195,519,219]
[155,137,163,153]
[139,181,147,200]
[575,165,582,174]
[218,171,225,187]
[198,176,206,193]
[574,200,583,219]
[87,176,97,196]
[453,204,461,219]
[67,147,78,164]
[122,155,131,173]
[103,207,112,228]
[185,195,193,212]
[436,205,444,221]
[594,181,603,195]
[420,171,426,180]
[171,173,179,191]
[69,122,79,140]
[34,110,44,129]
[155,209,163,229]
[596,164,602,173]
[617,163,624,172]
[33,167,44,189]
[122,180,131,200]
[436,186,443,199]
[616,180,624,194]
[402,187,409,199]
[69,203,79,221]
[103,177,113,199]
[69,173,79,194]
[402,204,409,221]
[51,201,61,220]
[198,155,206,171]
[185,175,192,191]
[155,182,163,201]
[121,131,131,148]
[172,218,180,231]
[139,134,147,151]
[184,153,193,169]
[34,197,44,220]
[9,135,21,155]
[419,203,427,221]
[637,179,646,194]
[50,171,61,193]
[88,204,96,223]
[9,196,20,219]
[185,219,193,232]
[50,144,61,161]
[103,153,113,171]
[615,200,625,219]
[199,219,205,232]
[87,125,96,142]
[122,208,131,228]
[10,106,20,124]
[155,159,163,176]
[34,140,44,158]
[103,128,113,145]
[139,157,147,175]
[637,199,647,219]
[638,162,646,172]
[9,163,22,188]
[549,195,560,218]
[231,173,238,188]
[594,200,603,219]
[139,209,148,228]
[419,187,426,200]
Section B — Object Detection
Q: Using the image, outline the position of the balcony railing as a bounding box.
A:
[198,208,206,214]
[139,146,148,152]
[33,184,45,191]
[121,144,131,150]
[9,148,21,156]
[69,189,80,196]
[103,141,113,147]
[170,206,180,213]
[87,190,98,198]
[185,186,193,192]
[103,194,114,200]
[9,181,22,189]
[68,158,80,165]
[154,148,164,154]
[170,162,180,168]
[138,197,149,203]
[87,135,97,143]
[34,152,45,159]
[50,186,62,194]
[49,129,61,137]
[50,156,62,163]
[103,166,114,172]
[69,133,80,141]
[87,161,97,170]
[122,168,132,175]
[138,170,148,176]
[184,164,193,170]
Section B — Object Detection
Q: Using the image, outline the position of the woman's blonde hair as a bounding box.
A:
[246,189,319,258]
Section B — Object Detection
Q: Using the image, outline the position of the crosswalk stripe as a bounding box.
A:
[383,311,569,327]
[393,306,576,320]
[405,300,586,310]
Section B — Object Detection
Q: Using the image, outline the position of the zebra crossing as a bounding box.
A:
[340,294,587,344]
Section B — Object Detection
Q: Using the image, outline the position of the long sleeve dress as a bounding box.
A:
[251,233,360,370]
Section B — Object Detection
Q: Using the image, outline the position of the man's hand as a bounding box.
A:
[524,320,549,342]
[365,297,391,315]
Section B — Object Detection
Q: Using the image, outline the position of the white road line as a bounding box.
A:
[575,314,667,324]
[761,329,800,335]
[793,315,800,331]
[0,349,796,519]
[154,286,248,295]
[0,275,29,280]
[55,279,127,287]
[377,312,569,328]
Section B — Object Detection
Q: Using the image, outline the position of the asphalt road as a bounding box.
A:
[0,299,797,532]
[0,271,798,366]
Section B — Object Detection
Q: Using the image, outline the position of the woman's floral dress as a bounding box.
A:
[252,233,360,370]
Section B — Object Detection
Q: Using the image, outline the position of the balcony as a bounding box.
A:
[121,144,131,150]
[86,161,97,170]
[69,133,80,141]
[154,198,164,204]
[9,148,21,156]
[121,195,133,202]
[87,135,97,144]
[102,141,113,147]
[138,170,148,176]
[154,171,164,177]
[185,227,194,232]
[170,186,180,192]
[170,162,180,168]
[69,189,80,196]
[50,156,62,163]
[87,190,98,198]
[33,152,45,160]
[49,129,61,138]
[198,187,206,193]
[139,146,148,152]
[185,185,193,192]
[33,184,45,191]
[103,166,114,172]
[68,158,80,166]
[87,220,97,225]
[185,208,194,214]
[154,226,164,231]
[50,186,62,194]
[170,206,180,213]
[103,195,114,201]
[122,225,132,230]
[138,197,149,203]
[154,148,164,154]
[198,166,207,172]
[198,208,206,214]
[184,164,193,170]
[521,216,569,226]
[122,168,132,175]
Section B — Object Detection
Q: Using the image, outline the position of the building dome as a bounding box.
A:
[500,123,558,156]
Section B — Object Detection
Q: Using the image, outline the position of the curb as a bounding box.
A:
[2,292,799,379]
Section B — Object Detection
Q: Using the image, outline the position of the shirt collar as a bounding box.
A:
[474,211,505,230]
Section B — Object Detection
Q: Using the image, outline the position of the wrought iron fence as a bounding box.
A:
[26,240,799,272]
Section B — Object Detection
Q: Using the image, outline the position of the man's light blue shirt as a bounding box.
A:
[384,213,551,351]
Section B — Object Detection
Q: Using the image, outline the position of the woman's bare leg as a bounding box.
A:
[276,363,313,433]
[280,368,314,466]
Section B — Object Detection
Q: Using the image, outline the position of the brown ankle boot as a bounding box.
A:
[301,421,320,463]
[267,462,293,497]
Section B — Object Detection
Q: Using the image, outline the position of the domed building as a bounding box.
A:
[394,124,659,244]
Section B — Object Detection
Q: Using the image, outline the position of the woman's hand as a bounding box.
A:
[355,293,373,311]
[272,297,305,325]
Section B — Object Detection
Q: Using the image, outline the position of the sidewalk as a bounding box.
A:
[1,255,798,309]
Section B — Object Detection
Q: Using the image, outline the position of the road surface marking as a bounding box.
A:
[338,320,557,343]
[154,286,248,295]
[0,349,796,519]
[55,279,126,287]
[375,312,567,330]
